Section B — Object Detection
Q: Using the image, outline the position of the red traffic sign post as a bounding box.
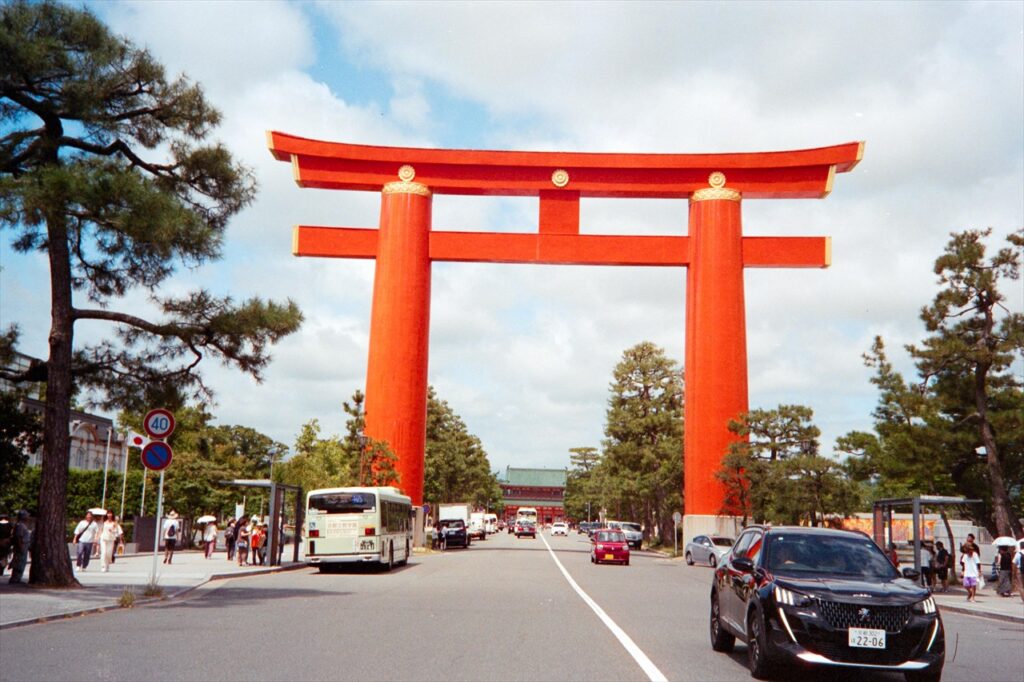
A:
[143,408,176,440]
[140,441,173,471]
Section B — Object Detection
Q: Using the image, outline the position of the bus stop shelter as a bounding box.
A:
[221,479,303,565]
[873,495,982,573]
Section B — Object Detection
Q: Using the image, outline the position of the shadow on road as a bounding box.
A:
[152,585,353,611]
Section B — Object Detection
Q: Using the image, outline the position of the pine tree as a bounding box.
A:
[598,342,683,544]
[0,1,302,585]
[909,229,1023,536]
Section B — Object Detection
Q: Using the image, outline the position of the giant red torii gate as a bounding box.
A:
[268,131,863,538]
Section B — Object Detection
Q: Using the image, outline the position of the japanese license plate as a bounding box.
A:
[357,539,375,552]
[604,553,615,560]
[848,627,886,649]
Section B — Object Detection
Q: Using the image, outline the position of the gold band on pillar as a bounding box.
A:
[691,170,741,202]
[383,181,431,197]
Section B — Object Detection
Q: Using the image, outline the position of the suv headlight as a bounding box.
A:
[913,596,937,614]
[774,586,812,607]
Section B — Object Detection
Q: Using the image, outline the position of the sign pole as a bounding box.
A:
[140,471,147,516]
[118,436,128,520]
[101,427,112,510]
[151,469,165,584]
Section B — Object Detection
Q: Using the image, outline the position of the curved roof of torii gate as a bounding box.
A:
[267,131,863,199]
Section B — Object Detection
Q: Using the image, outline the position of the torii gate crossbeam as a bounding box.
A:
[268,132,863,540]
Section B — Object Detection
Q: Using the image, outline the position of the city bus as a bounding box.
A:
[516,507,538,526]
[304,486,412,572]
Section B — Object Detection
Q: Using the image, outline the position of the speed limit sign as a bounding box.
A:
[143,408,176,440]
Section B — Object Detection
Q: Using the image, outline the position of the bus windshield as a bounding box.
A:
[309,492,376,514]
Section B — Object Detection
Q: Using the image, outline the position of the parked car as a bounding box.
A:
[551,522,569,536]
[578,521,596,535]
[617,522,643,549]
[591,529,629,566]
[515,521,536,539]
[709,525,944,681]
[437,519,470,549]
[685,535,734,567]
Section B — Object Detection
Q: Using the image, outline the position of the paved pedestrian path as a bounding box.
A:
[932,582,1024,623]
[0,549,304,628]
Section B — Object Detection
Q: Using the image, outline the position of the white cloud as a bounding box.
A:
[3,0,1021,479]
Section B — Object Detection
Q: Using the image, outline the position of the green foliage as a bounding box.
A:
[838,229,1023,536]
[718,405,861,526]
[588,342,683,544]
[0,393,40,492]
[423,387,502,511]
[564,447,601,521]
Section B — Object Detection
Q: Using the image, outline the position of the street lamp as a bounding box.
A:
[357,430,369,485]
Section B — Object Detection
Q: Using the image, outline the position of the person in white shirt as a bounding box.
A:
[203,520,218,559]
[961,544,982,603]
[162,511,180,564]
[73,511,100,571]
[99,511,119,572]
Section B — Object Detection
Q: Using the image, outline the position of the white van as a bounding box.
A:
[483,513,498,535]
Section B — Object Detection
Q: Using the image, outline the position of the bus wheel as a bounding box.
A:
[401,538,410,565]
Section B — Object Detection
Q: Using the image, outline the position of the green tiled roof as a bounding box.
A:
[503,499,564,508]
[503,467,567,487]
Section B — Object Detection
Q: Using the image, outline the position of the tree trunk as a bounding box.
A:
[940,511,957,582]
[974,363,1021,537]
[30,209,79,587]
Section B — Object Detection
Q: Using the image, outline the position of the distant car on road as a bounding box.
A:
[709,525,944,680]
[437,519,470,549]
[515,521,536,539]
[551,522,568,536]
[613,521,643,549]
[591,529,629,566]
[685,535,734,567]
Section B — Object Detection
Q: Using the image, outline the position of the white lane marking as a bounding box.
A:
[539,532,668,682]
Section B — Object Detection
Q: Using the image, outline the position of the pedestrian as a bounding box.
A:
[236,516,250,566]
[919,541,935,589]
[961,544,982,602]
[934,541,951,592]
[259,523,269,565]
[73,511,99,571]
[224,518,237,561]
[110,515,124,564]
[203,518,218,559]
[887,542,900,570]
[99,511,119,572]
[996,545,1014,597]
[251,523,264,566]
[0,514,12,574]
[961,533,981,557]
[162,510,180,564]
[8,510,31,584]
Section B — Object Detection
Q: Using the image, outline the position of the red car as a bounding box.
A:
[591,529,630,565]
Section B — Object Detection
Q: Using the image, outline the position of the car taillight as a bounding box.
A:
[308,529,319,538]
[364,527,375,536]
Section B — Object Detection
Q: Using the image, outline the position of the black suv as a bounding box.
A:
[709,525,944,681]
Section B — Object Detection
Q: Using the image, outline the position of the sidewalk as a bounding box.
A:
[0,549,305,629]
[931,582,1024,624]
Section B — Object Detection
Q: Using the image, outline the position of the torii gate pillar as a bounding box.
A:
[684,182,747,540]
[363,182,432,503]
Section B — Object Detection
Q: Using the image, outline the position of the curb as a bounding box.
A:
[937,603,1024,624]
[0,563,307,631]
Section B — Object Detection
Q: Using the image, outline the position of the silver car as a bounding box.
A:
[684,534,733,567]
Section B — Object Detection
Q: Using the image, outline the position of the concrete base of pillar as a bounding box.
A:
[683,514,744,544]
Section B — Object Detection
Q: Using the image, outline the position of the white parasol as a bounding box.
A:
[991,536,1019,547]
[196,515,217,524]
[88,508,107,516]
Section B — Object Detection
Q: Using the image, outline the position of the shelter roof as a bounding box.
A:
[501,467,567,488]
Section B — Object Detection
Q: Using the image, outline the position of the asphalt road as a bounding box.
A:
[1,531,1021,682]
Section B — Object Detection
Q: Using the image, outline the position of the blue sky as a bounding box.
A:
[2,1,1022,476]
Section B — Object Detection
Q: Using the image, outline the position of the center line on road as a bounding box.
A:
[538,532,668,682]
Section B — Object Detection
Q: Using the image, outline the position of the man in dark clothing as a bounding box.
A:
[961,533,981,556]
[934,541,951,592]
[997,546,1014,597]
[9,510,31,584]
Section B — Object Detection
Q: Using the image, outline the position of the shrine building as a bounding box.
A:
[499,467,567,526]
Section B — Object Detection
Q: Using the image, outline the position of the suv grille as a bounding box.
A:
[816,600,911,633]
